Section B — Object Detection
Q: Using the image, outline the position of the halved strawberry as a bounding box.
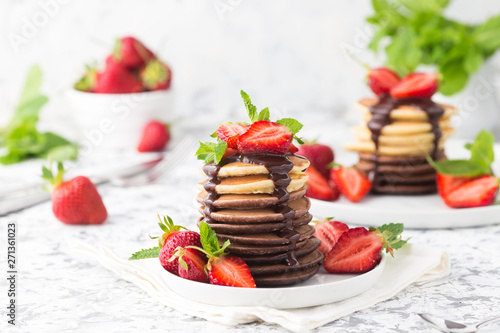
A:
[216,123,250,149]
[313,219,349,255]
[172,247,209,283]
[305,165,339,201]
[367,67,400,96]
[288,143,299,154]
[442,175,499,208]
[222,147,239,160]
[323,223,407,274]
[330,167,372,202]
[390,73,439,99]
[237,121,292,155]
[208,256,255,288]
[436,173,471,197]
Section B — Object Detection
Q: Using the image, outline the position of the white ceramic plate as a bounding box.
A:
[309,140,500,229]
[159,254,385,309]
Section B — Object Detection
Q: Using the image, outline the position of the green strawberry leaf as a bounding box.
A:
[129,247,160,260]
[370,223,409,255]
[240,90,258,123]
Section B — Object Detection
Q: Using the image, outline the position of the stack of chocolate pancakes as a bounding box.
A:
[196,154,324,287]
[344,95,458,194]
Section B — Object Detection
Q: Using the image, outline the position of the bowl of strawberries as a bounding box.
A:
[67,36,174,153]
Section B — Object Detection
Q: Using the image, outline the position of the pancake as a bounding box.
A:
[199,197,311,223]
[217,224,315,246]
[371,182,437,194]
[195,187,307,209]
[198,213,313,234]
[215,155,310,178]
[355,121,452,136]
[253,264,321,287]
[352,126,454,146]
[239,237,321,264]
[344,140,445,156]
[248,250,324,276]
[355,160,436,175]
[374,172,437,185]
[224,238,309,255]
[358,151,445,164]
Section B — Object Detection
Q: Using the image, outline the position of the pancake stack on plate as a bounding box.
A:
[196,155,324,287]
[344,96,458,195]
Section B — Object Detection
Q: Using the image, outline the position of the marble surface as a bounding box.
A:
[1,140,500,333]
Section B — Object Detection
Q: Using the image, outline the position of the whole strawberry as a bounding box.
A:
[74,65,97,92]
[297,142,334,179]
[156,215,202,275]
[42,162,107,224]
[94,65,143,94]
[137,121,170,152]
[113,36,154,69]
[140,59,172,91]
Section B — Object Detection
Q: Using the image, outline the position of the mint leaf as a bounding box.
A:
[195,140,227,164]
[214,140,227,164]
[199,221,220,255]
[468,130,494,170]
[258,108,270,121]
[240,90,258,122]
[427,158,490,177]
[17,65,43,110]
[129,247,160,260]
[276,118,303,134]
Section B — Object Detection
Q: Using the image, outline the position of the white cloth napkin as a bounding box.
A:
[73,242,450,332]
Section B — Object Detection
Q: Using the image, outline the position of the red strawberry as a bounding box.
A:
[237,121,292,155]
[172,247,209,283]
[42,163,107,224]
[297,142,334,179]
[330,167,372,202]
[442,175,499,208]
[313,219,349,256]
[323,223,407,274]
[140,59,172,91]
[305,165,339,201]
[216,123,250,149]
[208,256,255,288]
[222,147,239,160]
[137,121,170,152]
[157,215,202,275]
[288,143,299,154]
[390,73,439,99]
[94,65,143,94]
[367,67,400,96]
[113,36,154,69]
[436,173,471,197]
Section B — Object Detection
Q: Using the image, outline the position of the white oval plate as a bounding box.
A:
[309,140,500,229]
[159,254,386,309]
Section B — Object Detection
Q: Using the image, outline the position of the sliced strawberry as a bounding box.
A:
[330,167,372,202]
[216,123,250,149]
[367,67,400,96]
[305,165,339,201]
[297,143,334,179]
[443,175,499,208]
[436,173,471,197]
[390,73,439,99]
[313,220,349,255]
[175,248,209,283]
[208,256,255,288]
[323,227,382,273]
[222,147,239,160]
[288,143,299,154]
[237,121,292,155]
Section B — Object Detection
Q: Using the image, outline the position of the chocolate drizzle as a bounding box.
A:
[367,94,444,183]
[201,154,301,266]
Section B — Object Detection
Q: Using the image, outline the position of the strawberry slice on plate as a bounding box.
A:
[436,173,471,197]
[305,165,339,201]
[172,247,209,283]
[367,67,400,96]
[442,175,499,208]
[237,120,292,155]
[216,123,250,149]
[330,167,372,202]
[313,219,349,256]
[390,72,439,99]
[208,256,255,288]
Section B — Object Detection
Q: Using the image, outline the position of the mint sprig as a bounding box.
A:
[427,130,495,177]
[369,223,409,257]
[195,140,228,164]
[129,247,160,260]
[199,221,230,257]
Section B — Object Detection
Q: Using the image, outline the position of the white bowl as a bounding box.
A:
[66,88,174,154]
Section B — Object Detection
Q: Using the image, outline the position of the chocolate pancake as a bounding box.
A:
[199,197,311,223]
[198,213,313,235]
[254,264,321,287]
[225,238,309,255]
[195,187,307,209]
[358,151,445,165]
[356,160,436,175]
[248,250,324,276]
[217,224,315,246]
[371,182,437,194]
[239,237,321,264]
[375,171,436,184]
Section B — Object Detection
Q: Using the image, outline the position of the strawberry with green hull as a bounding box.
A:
[313,219,349,256]
[42,162,107,224]
[324,223,407,274]
[297,142,334,179]
[170,247,209,283]
[330,166,372,203]
[113,36,154,69]
[140,59,172,91]
[429,130,499,208]
[94,64,143,94]
[305,165,339,201]
[137,121,170,152]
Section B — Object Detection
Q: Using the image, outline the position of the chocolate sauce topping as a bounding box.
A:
[367,94,444,182]
[201,154,304,266]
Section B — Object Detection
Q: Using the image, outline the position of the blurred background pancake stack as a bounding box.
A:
[344,97,458,194]
[197,155,324,287]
